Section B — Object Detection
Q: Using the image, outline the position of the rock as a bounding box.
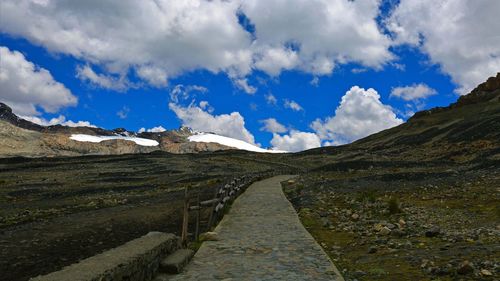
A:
[425,227,441,238]
[353,270,366,277]
[457,260,474,275]
[391,229,405,237]
[351,213,359,220]
[373,223,384,232]
[386,223,396,229]
[480,269,492,276]
[320,217,331,227]
[199,232,218,241]
[379,226,391,236]
[368,246,377,254]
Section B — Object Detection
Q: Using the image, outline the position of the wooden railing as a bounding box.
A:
[180,170,290,245]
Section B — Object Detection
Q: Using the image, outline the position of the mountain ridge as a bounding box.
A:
[1,73,499,158]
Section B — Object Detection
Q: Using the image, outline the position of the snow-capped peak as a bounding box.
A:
[70,134,159,146]
[188,133,287,153]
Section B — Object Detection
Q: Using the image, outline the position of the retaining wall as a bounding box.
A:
[31,232,180,281]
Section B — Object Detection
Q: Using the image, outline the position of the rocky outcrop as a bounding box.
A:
[409,72,500,121]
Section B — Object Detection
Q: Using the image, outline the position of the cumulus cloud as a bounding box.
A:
[233,78,257,94]
[170,84,208,103]
[242,0,393,73]
[254,47,299,76]
[0,0,253,88]
[311,86,403,145]
[169,102,256,145]
[284,99,303,112]
[0,46,77,115]
[0,0,394,90]
[260,118,287,134]
[198,100,214,113]
[390,83,437,101]
[138,126,166,133]
[387,0,500,94]
[271,130,321,152]
[21,115,95,128]
[76,65,131,92]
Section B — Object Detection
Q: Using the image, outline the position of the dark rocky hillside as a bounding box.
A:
[283,73,500,280]
[295,73,500,171]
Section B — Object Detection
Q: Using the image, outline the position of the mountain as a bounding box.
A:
[1,73,499,158]
[0,103,235,157]
[188,133,286,153]
[295,73,500,169]
[0,104,284,157]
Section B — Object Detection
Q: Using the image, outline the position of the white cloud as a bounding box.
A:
[242,0,393,73]
[138,126,166,133]
[169,102,256,145]
[260,118,287,134]
[271,130,321,152]
[0,46,77,115]
[390,83,437,101]
[310,76,320,87]
[0,0,394,90]
[170,84,208,103]
[0,0,253,87]
[351,68,368,74]
[76,65,130,92]
[198,100,214,113]
[21,115,95,128]
[265,93,278,105]
[311,86,403,144]
[233,78,257,94]
[254,47,299,76]
[387,0,500,94]
[284,99,303,112]
[136,66,168,87]
[116,106,130,119]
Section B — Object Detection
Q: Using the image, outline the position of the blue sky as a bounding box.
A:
[1,0,499,151]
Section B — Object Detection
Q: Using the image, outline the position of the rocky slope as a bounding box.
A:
[0,103,231,157]
[296,73,500,169]
[284,73,500,280]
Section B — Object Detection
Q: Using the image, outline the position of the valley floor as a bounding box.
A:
[0,152,285,281]
[0,152,498,280]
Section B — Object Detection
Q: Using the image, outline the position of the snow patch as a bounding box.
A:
[188,133,287,153]
[70,134,159,146]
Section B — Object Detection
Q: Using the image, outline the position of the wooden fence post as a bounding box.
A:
[181,185,189,246]
[194,190,200,241]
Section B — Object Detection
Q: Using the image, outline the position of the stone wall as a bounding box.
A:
[31,232,180,281]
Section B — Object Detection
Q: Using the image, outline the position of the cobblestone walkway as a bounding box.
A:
[170,175,344,281]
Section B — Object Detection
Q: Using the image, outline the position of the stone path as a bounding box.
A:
[170,175,344,281]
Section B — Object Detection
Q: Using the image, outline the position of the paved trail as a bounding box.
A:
[170,175,344,281]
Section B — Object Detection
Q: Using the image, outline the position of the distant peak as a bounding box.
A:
[0,102,13,114]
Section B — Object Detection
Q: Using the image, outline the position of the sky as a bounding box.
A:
[1,0,499,152]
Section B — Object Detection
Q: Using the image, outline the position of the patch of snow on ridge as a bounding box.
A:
[188,133,287,153]
[70,134,159,146]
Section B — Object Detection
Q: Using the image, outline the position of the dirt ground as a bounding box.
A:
[0,152,289,281]
[283,163,499,280]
